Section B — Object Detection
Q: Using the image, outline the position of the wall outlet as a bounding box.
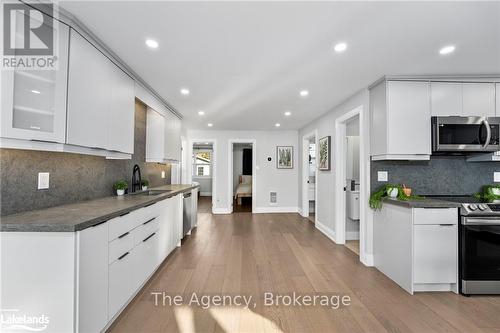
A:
[161,171,165,179]
[495,172,500,182]
[377,171,388,182]
[38,172,49,189]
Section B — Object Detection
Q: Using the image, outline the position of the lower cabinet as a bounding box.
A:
[108,247,135,319]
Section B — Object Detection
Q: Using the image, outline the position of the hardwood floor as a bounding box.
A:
[108,212,500,333]
[197,196,212,213]
[345,240,359,256]
[233,198,252,213]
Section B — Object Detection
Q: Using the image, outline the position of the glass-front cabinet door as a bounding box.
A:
[1,6,69,143]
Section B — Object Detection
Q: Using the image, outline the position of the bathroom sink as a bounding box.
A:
[131,190,173,196]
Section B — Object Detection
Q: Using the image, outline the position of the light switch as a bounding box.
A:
[378,171,388,182]
[161,171,165,179]
[494,172,500,182]
[38,172,49,189]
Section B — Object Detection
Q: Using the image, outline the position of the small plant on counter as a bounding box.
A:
[141,179,149,191]
[474,185,500,203]
[113,180,128,196]
[369,184,424,210]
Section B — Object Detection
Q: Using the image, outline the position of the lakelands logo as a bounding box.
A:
[1,309,50,332]
[2,2,58,70]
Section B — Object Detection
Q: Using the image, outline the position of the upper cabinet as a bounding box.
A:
[431,82,495,117]
[164,111,182,162]
[1,9,69,143]
[146,107,181,163]
[67,30,134,154]
[370,80,431,160]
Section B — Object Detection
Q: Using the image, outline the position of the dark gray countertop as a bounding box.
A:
[383,197,461,209]
[0,184,198,232]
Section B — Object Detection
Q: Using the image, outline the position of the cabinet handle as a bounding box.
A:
[119,211,130,217]
[91,220,107,227]
[118,252,129,260]
[143,232,156,242]
[143,217,156,225]
[118,231,129,239]
[30,139,59,144]
[439,224,454,226]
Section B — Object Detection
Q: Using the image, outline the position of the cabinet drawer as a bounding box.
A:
[109,232,134,264]
[413,208,458,225]
[132,216,160,246]
[108,212,135,241]
[108,248,134,319]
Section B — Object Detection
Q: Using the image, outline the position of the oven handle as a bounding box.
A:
[480,119,491,148]
[463,218,500,226]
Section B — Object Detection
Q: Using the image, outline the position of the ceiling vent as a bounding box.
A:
[270,191,277,205]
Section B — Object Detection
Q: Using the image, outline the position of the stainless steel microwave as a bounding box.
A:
[432,116,500,153]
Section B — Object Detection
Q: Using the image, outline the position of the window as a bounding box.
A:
[193,150,212,177]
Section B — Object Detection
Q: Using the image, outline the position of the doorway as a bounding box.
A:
[344,115,360,256]
[190,140,216,213]
[228,140,256,214]
[301,130,318,223]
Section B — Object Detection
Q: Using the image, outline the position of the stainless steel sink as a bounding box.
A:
[131,189,173,196]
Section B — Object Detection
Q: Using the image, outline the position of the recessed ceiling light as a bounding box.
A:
[439,45,455,55]
[198,110,205,116]
[284,111,291,116]
[31,89,41,94]
[207,123,213,127]
[180,88,190,95]
[145,39,159,49]
[333,42,347,53]
[275,123,281,127]
[299,90,309,97]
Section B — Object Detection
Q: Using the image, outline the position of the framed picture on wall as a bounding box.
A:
[318,136,331,171]
[276,146,293,169]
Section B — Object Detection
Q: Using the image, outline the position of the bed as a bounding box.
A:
[234,175,252,205]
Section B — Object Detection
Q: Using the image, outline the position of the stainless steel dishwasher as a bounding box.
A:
[182,191,192,237]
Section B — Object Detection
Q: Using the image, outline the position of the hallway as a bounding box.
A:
[108,212,500,333]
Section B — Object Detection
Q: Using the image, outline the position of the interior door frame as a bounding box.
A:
[227,139,257,213]
[188,138,217,214]
[301,130,318,221]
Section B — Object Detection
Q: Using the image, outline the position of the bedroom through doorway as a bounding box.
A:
[229,141,255,213]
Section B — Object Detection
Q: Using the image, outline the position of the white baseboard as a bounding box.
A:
[298,208,303,216]
[200,192,212,197]
[360,253,374,267]
[346,231,360,241]
[315,220,337,243]
[212,208,232,214]
[254,206,299,214]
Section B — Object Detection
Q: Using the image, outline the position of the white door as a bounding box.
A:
[414,224,457,283]
[67,29,109,149]
[77,222,109,333]
[462,83,496,117]
[430,82,463,116]
[1,9,69,142]
[107,64,135,154]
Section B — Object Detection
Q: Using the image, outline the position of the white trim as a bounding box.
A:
[371,154,430,161]
[227,139,257,214]
[360,254,374,267]
[253,207,299,214]
[315,220,337,243]
[188,138,217,214]
[212,208,232,214]
[301,130,318,222]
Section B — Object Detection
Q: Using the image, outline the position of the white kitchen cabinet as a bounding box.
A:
[165,111,182,162]
[108,247,135,319]
[76,222,109,333]
[496,83,500,116]
[107,64,135,154]
[67,30,109,149]
[431,82,463,116]
[370,80,431,160]
[67,29,134,155]
[462,83,495,117]
[1,8,69,143]
[158,198,174,259]
[146,107,166,162]
[414,224,457,284]
[132,230,159,291]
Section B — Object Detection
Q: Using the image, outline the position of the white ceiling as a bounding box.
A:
[60,1,500,131]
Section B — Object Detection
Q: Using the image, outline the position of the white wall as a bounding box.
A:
[187,130,299,213]
[298,89,373,264]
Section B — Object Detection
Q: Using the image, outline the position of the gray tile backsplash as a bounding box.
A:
[0,100,172,216]
[371,156,500,196]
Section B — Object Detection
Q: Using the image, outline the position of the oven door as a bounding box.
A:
[432,116,500,152]
[460,217,500,281]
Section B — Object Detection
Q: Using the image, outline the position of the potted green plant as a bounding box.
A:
[113,180,128,196]
[141,179,149,191]
[369,184,423,210]
[475,185,500,203]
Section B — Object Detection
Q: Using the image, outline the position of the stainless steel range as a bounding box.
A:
[432,196,500,295]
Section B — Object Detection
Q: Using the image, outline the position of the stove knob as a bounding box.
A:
[478,204,488,211]
[468,204,478,211]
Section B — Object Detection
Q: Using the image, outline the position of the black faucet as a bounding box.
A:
[131,164,142,193]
